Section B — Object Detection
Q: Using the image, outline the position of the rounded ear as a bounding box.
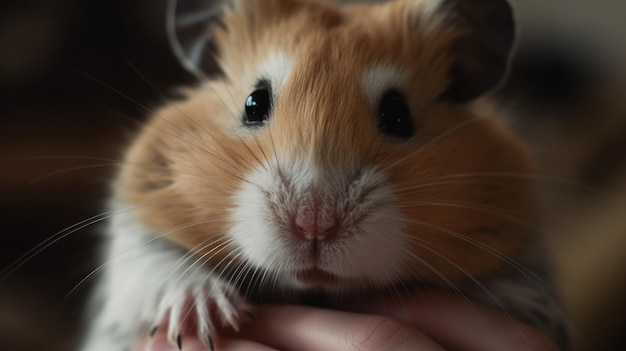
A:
[166,0,229,78]
[437,0,516,102]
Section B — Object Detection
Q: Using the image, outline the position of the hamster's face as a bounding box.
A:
[119,0,537,293]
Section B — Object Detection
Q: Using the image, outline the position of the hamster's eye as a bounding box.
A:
[377,90,414,139]
[244,84,272,127]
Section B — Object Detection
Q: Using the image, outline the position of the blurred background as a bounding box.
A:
[0,0,625,350]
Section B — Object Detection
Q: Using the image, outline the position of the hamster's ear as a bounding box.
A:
[166,0,230,78]
[432,0,516,102]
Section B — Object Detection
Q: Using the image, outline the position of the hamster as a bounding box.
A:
[79,0,569,350]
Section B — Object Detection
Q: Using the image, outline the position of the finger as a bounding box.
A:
[146,330,278,351]
[235,305,445,351]
[347,291,559,351]
[215,338,280,351]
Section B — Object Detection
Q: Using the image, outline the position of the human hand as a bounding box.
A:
[140,290,558,351]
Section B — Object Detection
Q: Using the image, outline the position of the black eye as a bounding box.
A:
[244,84,272,127]
[377,90,414,139]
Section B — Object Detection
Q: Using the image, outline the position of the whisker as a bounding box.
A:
[190,241,239,282]
[379,116,483,174]
[389,242,486,326]
[229,257,253,292]
[421,172,618,200]
[62,65,252,183]
[177,248,245,327]
[143,67,261,177]
[507,104,581,115]
[218,80,243,119]
[408,235,543,342]
[215,249,246,283]
[167,237,233,286]
[242,261,264,303]
[360,127,386,177]
[378,262,409,309]
[401,217,563,306]
[251,132,271,171]
[408,235,515,318]
[266,123,282,177]
[25,157,226,185]
[256,254,278,298]
[396,200,541,227]
[115,48,241,119]
[232,131,265,173]
[1,196,182,282]
[65,215,227,298]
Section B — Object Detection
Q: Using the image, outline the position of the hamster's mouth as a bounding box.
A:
[295,268,338,286]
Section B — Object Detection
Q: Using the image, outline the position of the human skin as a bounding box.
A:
[138,290,559,351]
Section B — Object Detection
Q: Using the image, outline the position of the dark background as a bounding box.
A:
[1,0,625,350]
[0,1,189,349]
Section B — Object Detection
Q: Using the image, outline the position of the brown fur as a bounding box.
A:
[118,0,536,285]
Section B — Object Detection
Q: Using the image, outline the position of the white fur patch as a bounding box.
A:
[230,152,410,292]
[79,203,249,351]
[257,51,293,99]
[417,0,445,17]
[362,64,406,104]
[230,153,317,271]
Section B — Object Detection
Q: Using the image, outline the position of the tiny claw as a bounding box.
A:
[150,326,158,337]
[176,334,182,350]
[201,334,214,350]
[226,315,240,332]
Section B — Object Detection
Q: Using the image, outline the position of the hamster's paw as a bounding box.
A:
[152,279,253,350]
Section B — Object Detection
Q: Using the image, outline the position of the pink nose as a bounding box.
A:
[292,197,338,241]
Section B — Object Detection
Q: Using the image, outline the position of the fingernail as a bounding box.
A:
[176,334,182,350]
[150,326,158,337]
[208,336,214,351]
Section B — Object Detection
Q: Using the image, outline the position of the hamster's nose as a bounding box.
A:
[292,197,338,241]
